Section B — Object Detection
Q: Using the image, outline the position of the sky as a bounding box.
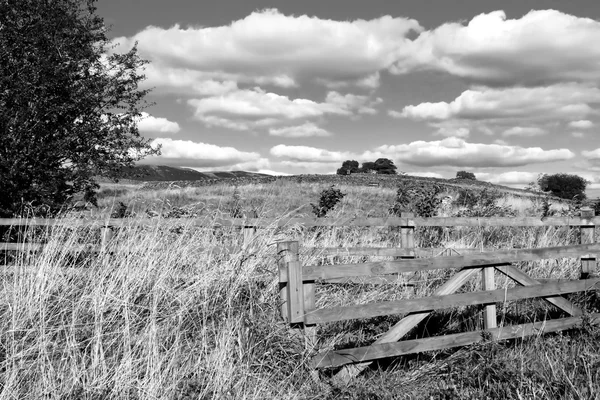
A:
[97,0,600,195]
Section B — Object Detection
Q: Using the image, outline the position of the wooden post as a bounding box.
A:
[287,260,305,324]
[100,227,113,251]
[400,212,415,258]
[580,207,596,279]
[242,210,258,250]
[482,267,497,329]
[278,241,299,322]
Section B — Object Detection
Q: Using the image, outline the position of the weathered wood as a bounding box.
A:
[334,267,480,384]
[289,243,600,282]
[287,260,305,324]
[314,313,600,368]
[100,227,113,250]
[322,276,416,285]
[3,215,599,228]
[400,212,415,258]
[495,264,583,316]
[310,247,499,257]
[278,241,299,322]
[580,207,596,279]
[306,277,600,324]
[482,266,497,329]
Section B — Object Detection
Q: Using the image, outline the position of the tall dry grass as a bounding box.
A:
[0,181,598,399]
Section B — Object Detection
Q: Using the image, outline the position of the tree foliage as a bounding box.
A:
[539,173,588,201]
[335,158,397,175]
[336,160,359,175]
[0,0,158,217]
[456,171,476,180]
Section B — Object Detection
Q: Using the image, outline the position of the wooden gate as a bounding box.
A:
[278,209,600,384]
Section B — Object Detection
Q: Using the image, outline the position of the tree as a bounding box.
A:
[456,171,476,180]
[541,173,588,201]
[360,161,376,173]
[373,158,397,175]
[0,0,158,217]
[336,160,359,175]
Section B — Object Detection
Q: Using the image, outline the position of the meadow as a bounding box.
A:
[1,178,599,399]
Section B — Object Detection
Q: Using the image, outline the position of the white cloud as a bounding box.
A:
[502,127,546,137]
[269,122,332,138]
[136,112,181,134]
[572,132,586,138]
[112,9,422,89]
[569,120,595,129]
[402,84,600,122]
[583,148,600,165]
[409,171,444,178]
[401,84,600,138]
[140,138,261,168]
[400,10,600,86]
[388,110,403,119]
[270,144,353,162]
[370,137,575,167]
[476,171,540,186]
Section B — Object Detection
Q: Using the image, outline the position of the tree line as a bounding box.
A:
[336,159,398,175]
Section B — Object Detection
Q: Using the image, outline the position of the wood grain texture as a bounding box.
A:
[278,241,299,323]
[306,277,600,324]
[334,268,481,384]
[294,243,600,282]
[314,313,600,368]
[482,267,497,329]
[495,265,583,316]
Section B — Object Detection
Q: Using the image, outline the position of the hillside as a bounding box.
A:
[118,165,271,182]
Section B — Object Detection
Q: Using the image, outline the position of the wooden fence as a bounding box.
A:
[1,209,600,384]
[277,208,600,384]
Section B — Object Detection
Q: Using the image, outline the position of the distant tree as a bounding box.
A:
[0,0,158,217]
[542,173,588,201]
[456,171,477,180]
[336,160,359,175]
[373,158,397,175]
[359,161,376,173]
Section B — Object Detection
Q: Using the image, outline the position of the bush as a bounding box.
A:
[539,173,588,201]
[389,181,443,217]
[311,186,346,217]
[456,171,477,180]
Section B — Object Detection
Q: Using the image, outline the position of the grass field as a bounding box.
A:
[1,179,599,399]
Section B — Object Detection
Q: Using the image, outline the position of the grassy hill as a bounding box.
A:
[118,165,271,182]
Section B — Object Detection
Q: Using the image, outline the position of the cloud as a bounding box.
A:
[370,137,575,167]
[188,88,381,130]
[112,9,422,89]
[583,148,600,169]
[270,144,353,162]
[475,171,540,186]
[270,138,574,169]
[409,171,444,178]
[399,10,600,86]
[140,138,262,168]
[269,122,332,138]
[502,127,546,137]
[137,112,180,134]
[569,120,595,129]
[400,84,600,138]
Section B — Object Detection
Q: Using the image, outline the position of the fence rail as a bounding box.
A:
[277,208,599,384]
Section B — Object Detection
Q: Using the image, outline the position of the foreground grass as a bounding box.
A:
[0,182,597,399]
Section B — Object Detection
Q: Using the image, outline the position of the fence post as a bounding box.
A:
[242,210,258,250]
[580,207,596,279]
[482,267,497,329]
[100,227,113,251]
[278,241,299,322]
[400,212,415,258]
[286,259,305,324]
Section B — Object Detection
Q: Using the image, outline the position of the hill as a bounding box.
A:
[118,165,271,182]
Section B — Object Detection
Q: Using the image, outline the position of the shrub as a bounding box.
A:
[539,173,588,201]
[456,171,477,180]
[311,186,346,217]
[389,181,443,217]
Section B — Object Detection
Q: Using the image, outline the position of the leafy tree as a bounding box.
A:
[336,160,359,175]
[0,0,158,217]
[360,161,376,173]
[541,173,588,201]
[373,158,397,175]
[456,171,476,180]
